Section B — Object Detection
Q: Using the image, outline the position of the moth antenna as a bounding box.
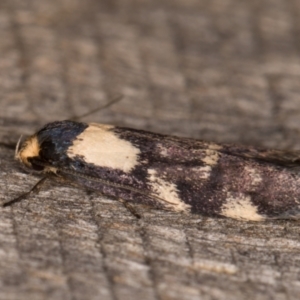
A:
[15,135,23,159]
[71,94,123,121]
[2,176,48,207]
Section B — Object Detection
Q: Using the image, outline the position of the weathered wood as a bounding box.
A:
[1,0,300,299]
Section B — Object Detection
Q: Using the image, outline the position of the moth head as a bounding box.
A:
[15,121,87,174]
[15,134,45,172]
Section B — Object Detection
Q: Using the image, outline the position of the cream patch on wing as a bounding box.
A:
[192,166,212,179]
[207,143,223,151]
[220,192,265,221]
[148,169,190,212]
[67,123,140,173]
[202,149,219,166]
[158,145,168,157]
[245,166,262,186]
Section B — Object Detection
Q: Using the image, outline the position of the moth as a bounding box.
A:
[4,119,300,221]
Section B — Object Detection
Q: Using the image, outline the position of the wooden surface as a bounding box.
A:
[1,0,300,299]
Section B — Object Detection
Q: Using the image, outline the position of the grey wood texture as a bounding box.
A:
[1,0,300,299]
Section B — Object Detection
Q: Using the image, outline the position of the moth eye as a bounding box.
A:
[28,157,45,171]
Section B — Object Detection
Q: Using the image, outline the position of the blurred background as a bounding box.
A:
[2,0,300,147]
[1,0,300,300]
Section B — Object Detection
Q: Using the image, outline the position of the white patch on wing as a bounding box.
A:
[245,166,262,186]
[220,192,265,221]
[148,169,190,212]
[67,123,140,173]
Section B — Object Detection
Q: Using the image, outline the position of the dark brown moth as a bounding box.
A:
[6,119,300,221]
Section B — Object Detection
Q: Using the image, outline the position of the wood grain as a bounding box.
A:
[1,0,300,299]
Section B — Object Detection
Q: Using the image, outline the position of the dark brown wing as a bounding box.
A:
[219,144,300,168]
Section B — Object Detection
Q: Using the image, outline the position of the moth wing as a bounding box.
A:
[220,145,300,169]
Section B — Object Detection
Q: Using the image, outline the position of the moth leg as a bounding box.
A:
[3,176,48,207]
[118,199,141,219]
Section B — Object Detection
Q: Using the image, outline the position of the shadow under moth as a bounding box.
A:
[3,119,300,222]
